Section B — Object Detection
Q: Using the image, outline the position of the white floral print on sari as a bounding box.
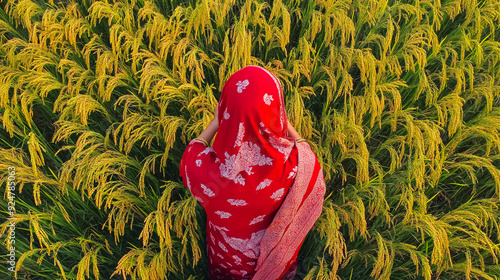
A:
[249,215,266,225]
[219,241,228,252]
[184,166,191,191]
[220,141,273,185]
[227,199,248,206]
[269,136,293,159]
[215,211,232,219]
[236,80,249,93]
[201,184,215,197]
[288,166,298,179]
[234,122,245,148]
[256,179,272,190]
[199,147,215,155]
[233,255,242,265]
[270,188,285,201]
[212,223,266,259]
[263,93,274,105]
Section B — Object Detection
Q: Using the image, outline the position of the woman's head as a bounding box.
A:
[216,66,287,138]
[210,65,294,187]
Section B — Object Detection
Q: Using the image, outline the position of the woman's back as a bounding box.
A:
[180,66,325,279]
[180,139,298,279]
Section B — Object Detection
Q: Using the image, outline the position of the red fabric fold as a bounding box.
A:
[253,142,326,279]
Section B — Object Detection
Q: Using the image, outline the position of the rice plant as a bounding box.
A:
[1,0,499,279]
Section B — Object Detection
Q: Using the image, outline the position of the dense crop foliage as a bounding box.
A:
[1,0,500,279]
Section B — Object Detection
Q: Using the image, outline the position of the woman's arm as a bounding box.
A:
[287,120,301,139]
[196,104,219,145]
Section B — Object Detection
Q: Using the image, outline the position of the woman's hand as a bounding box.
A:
[212,103,219,127]
[196,103,220,145]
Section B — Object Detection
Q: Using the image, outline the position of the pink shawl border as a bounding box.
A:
[253,142,326,279]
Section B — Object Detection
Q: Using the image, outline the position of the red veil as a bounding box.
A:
[180,66,325,279]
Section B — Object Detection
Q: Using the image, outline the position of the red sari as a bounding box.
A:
[180,66,325,279]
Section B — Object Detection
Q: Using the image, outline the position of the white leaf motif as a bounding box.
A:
[215,211,231,219]
[270,188,285,201]
[233,255,242,265]
[227,199,248,206]
[288,166,298,179]
[234,123,245,147]
[219,241,228,252]
[201,184,215,197]
[249,215,266,225]
[234,174,245,186]
[246,167,254,175]
[256,179,272,190]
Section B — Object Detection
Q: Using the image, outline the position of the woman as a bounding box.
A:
[180,66,325,279]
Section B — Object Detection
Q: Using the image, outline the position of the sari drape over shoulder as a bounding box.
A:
[180,66,325,280]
